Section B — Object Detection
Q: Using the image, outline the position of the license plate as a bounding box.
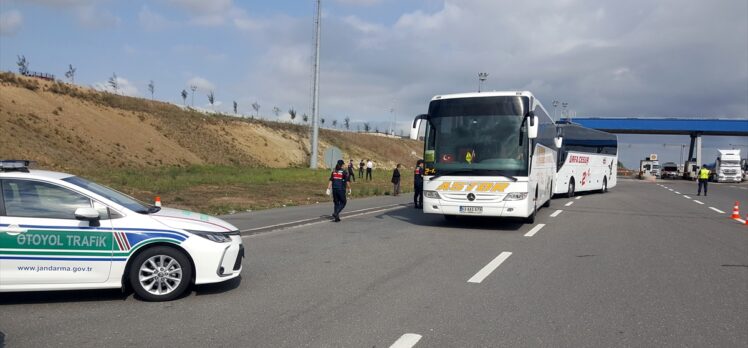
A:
[460,206,483,214]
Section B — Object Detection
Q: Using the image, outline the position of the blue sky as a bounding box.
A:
[1,0,746,167]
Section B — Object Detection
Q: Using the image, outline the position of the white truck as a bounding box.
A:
[713,149,742,183]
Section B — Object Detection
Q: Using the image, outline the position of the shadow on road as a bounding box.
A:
[0,288,127,305]
[378,205,525,232]
[193,275,242,296]
[0,277,243,304]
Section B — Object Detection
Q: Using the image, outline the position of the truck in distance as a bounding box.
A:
[713,149,742,182]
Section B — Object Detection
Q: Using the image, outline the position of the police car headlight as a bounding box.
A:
[424,191,440,199]
[503,192,528,201]
[187,230,233,243]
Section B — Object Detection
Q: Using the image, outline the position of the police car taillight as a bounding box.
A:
[0,160,31,172]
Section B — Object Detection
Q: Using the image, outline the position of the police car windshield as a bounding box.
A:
[62,176,153,214]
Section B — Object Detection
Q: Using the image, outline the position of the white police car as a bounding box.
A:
[0,160,244,301]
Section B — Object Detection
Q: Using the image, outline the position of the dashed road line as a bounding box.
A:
[575,196,582,200]
[693,200,705,205]
[683,195,691,199]
[524,224,546,237]
[736,218,747,224]
[709,207,726,214]
[668,189,674,191]
[674,191,681,194]
[467,252,512,284]
[390,333,422,348]
[550,209,563,217]
[565,201,574,207]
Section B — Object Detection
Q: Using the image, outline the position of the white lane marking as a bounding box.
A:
[683,195,691,199]
[524,224,546,237]
[240,205,404,238]
[668,189,674,191]
[565,201,574,207]
[550,210,563,217]
[709,207,726,214]
[736,218,746,224]
[693,200,705,205]
[575,196,582,200]
[674,191,681,194]
[468,252,512,284]
[390,333,422,348]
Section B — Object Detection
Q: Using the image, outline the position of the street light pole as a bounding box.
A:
[309,0,322,169]
[478,72,488,92]
[561,102,568,120]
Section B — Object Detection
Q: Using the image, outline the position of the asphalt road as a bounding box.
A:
[1,179,746,347]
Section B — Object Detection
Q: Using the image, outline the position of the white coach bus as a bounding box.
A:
[553,120,618,197]
[410,91,563,223]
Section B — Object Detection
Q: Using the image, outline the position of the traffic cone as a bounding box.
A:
[154,196,162,207]
[731,201,740,219]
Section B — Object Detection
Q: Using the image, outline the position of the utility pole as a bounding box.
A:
[309,0,322,169]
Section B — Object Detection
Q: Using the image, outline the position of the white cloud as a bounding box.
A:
[138,6,173,31]
[0,10,23,36]
[93,76,140,97]
[186,76,215,92]
[24,0,120,29]
[335,0,383,5]
[343,15,383,33]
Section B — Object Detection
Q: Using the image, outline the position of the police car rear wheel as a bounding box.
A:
[129,246,192,301]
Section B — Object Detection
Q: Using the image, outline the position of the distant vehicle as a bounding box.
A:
[410,91,560,223]
[0,160,244,301]
[742,158,748,181]
[553,121,618,196]
[660,162,679,179]
[683,160,699,180]
[640,156,660,178]
[713,149,742,183]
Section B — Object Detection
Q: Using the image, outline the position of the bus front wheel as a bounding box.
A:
[567,180,575,198]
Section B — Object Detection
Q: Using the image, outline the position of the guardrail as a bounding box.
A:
[23,71,55,81]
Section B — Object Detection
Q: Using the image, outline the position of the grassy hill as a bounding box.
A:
[0,72,421,171]
[0,73,423,213]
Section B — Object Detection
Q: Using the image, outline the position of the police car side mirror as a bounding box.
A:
[75,207,101,226]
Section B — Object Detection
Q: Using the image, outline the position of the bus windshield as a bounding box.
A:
[424,96,529,176]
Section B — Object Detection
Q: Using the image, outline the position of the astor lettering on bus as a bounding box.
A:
[569,155,589,164]
[434,182,510,192]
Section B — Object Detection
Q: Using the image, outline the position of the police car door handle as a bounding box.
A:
[3,225,28,235]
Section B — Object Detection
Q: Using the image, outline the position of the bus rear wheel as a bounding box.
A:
[567,180,575,198]
[601,177,608,193]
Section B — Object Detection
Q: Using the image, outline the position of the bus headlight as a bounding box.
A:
[503,192,528,201]
[424,191,441,199]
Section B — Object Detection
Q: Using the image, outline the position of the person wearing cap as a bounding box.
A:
[327,159,352,222]
[413,159,424,208]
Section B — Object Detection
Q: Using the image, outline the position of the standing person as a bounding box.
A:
[358,159,365,178]
[348,159,356,182]
[327,160,352,222]
[366,159,373,180]
[414,159,424,208]
[391,164,402,196]
[697,166,710,196]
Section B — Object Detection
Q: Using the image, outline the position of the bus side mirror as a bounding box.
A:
[554,136,563,148]
[527,116,539,139]
[410,114,427,140]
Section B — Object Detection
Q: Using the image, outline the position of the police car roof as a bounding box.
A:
[0,169,75,180]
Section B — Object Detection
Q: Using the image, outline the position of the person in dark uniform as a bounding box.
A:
[358,159,365,178]
[348,159,356,182]
[327,159,351,222]
[391,163,401,196]
[414,159,424,208]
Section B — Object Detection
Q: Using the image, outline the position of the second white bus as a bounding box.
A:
[553,120,618,197]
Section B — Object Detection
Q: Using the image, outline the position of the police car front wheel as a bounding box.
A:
[129,246,193,301]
